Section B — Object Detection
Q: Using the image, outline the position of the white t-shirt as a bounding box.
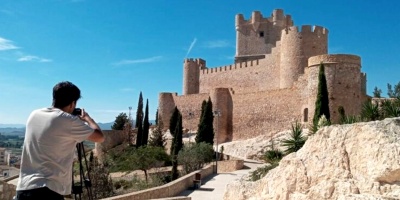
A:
[16,108,94,195]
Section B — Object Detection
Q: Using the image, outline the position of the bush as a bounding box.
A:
[263,149,283,164]
[361,101,381,121]
[248,163,278,181]
[177,142,214,174]
[281,121,307,155]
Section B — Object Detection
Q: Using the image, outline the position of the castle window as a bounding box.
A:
[259,31,264,37]
[303,108,308,122]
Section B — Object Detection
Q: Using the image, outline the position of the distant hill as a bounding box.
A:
[0,124,25,128]
[98,122,113,130]
[0,120,156,134]
[0,127,25,136]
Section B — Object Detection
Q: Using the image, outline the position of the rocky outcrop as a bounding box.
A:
[224,118,400,200]
[220,129,310,161]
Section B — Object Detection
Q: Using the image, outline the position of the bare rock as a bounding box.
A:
[224,118,400,200]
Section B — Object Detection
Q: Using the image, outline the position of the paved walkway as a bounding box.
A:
[179,160,265,200]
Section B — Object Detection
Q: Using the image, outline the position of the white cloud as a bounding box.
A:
[113,56,162,66]
[0,37,19,51]
[17,55,52,62]
[185,38,197,58]
[203,40,231,48]
[120,88,135,92]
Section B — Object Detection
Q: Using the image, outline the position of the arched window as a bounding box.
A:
[303,108,308,122]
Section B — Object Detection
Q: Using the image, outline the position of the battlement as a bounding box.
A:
[235,9,292,28]
[184,58,206,65]
[308,54,361,67]
[283,25,328,35]
[201,59,261,74]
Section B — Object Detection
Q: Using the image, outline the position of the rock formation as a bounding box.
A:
[224,117,400,200]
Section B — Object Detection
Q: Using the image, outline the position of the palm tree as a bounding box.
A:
[281,121,307,155]
[360,101,381,121]
[381,99,400,118]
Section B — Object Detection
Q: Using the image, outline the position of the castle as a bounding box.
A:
[158,9,368,143]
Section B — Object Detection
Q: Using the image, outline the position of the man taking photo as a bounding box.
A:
[15,81,105,200]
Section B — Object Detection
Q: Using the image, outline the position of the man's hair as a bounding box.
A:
[52,81,81,108]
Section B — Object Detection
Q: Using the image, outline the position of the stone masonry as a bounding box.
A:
[158,9,368,143]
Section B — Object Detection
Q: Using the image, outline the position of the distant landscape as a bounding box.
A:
[0,120,157,136]
[0,122,115,136]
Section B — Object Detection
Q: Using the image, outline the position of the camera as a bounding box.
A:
[72,108,82,116]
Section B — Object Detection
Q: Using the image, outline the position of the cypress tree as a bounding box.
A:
[199,100,207,121]
[142,99,150,146]
[171,111,183,180]
[169,106,179,137]
[196,97,214,145]
[313,63,330,127]
[155,108,159,125]
[135,92,144,148]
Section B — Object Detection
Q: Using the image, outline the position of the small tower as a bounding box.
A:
[279,25,328,88]
[183,58,206,95]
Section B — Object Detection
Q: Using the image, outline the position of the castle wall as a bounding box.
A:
[230,88,306,140]
[95,130,127,161]
[173,93,210,131]
[199,47,281,94]
[308,54,366,123]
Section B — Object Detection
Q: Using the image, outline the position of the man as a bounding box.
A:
[15,81,104,200]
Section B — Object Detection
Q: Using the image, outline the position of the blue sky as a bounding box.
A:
[1,0,399,125]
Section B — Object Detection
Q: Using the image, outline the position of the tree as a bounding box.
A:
[149,118,166,149]
[373,86,382,98]
[281,121,307,155]
[111,112,128,130]
[155,108,159,125]
[313,63,330,129]
[387,81,400,98]
[196,97,214,145]
[169,106,179,137]
[88,152,114,199]
[381,99,400,118]
[361,101,381,121]
[171,112,183,180]
[142,99,150,146]
[125,146,169,183]
[177,142,214,174]
[135,92,144,148]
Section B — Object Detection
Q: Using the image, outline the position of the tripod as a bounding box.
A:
[72,142,94,200]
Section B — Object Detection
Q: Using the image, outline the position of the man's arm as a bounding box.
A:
[80,109,105,143]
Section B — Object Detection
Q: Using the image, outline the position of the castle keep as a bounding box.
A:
[158,9,367,143]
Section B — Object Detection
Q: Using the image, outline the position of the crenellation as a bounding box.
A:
[160,9,367,142]
[313,25,328,34]
[272,9,285,25]
[302,25,312,32]
[235,14,245,29]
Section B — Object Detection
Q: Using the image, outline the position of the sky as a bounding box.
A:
[1,0,399,125]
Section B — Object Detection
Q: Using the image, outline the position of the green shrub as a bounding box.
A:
[281,121,307,155]
[177,142,214,174]
[248,163,278,181]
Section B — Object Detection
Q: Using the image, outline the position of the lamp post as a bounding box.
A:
[213,110,221,174]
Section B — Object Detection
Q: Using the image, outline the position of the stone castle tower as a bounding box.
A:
[158,9,367,143]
